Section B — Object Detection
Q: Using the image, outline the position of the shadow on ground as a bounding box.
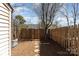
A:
[39,38,71,56]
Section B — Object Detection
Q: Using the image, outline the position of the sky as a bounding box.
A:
[11,3,39,24]
[11,3,79,27]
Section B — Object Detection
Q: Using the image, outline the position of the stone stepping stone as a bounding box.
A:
[35,45,39,48]
[34,41,40,56]
[34,48,40,52]
[34,54,39,56]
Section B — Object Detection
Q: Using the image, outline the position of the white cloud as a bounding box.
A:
[13,7,33,17]
[24,16,39,24]
[55,16,74,26]
[58,16,79,26]
[33,3,40,7]
[16,7,30,11]
[14,7,30,13]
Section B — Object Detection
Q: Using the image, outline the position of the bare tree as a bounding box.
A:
[71,3,79,55]
[33,3,63,42]
[60,3,79,28]
[60,4,71,53]
[60,4,70,27]
[71,3,79,28]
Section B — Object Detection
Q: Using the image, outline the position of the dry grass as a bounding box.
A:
[11,40,36,56]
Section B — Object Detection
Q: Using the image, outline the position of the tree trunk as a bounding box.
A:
[44,27,48,42]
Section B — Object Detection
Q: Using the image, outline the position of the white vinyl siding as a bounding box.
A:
[0,18,9,23]
[0,3,12,56]
[0,15,9,20]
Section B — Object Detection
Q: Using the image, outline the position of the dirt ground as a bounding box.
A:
[11,40,36,56]
[11,39,71,56]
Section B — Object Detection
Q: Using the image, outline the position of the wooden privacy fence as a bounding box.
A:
[19,29,44,41]
[19,24,79,55]
[49,24,79,55]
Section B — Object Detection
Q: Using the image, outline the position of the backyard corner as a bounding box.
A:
[11,3,79,56]
[0,2,79,56]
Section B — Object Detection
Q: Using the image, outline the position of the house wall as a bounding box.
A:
[0,3,12,56]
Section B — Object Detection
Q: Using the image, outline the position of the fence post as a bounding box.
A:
[66,25,71,54]
[77,24,79,55]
